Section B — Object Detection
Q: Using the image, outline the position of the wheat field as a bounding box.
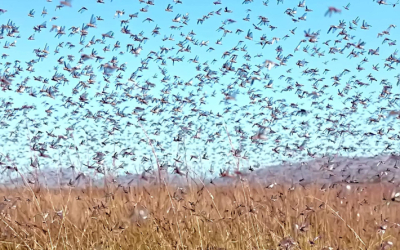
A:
[0,179,398,250]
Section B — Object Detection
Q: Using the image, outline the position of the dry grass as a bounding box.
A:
[0,179,398,250]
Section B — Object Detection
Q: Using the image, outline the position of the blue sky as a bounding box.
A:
[0,0,399,181]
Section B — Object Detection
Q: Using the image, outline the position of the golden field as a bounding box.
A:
[0,180,398,250]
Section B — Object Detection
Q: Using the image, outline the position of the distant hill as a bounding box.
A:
[1,154,399,188]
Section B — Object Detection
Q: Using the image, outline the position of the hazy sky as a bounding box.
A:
[0,0,399,179]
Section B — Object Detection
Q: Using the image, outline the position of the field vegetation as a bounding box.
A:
[0,179,398,249]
